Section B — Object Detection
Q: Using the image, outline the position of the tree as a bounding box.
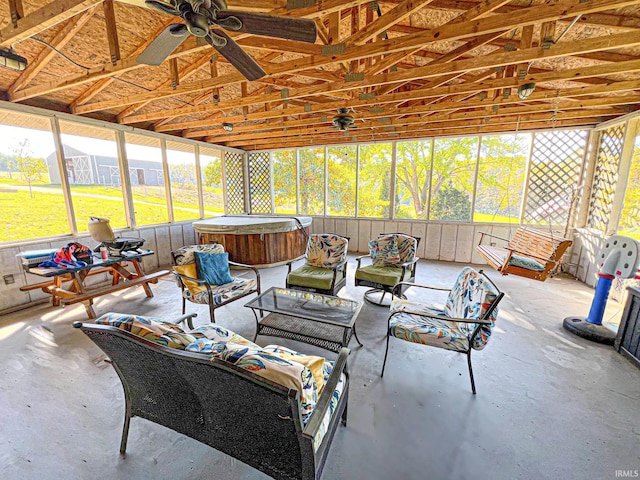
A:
[430,183,472,220]
[9,139,47,198]
[203,160,222,188]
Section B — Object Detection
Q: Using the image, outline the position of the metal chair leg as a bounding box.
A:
[467,350,476,394]
[209,303,216,323]
[363,288,393,307]
[120,403,131,455]
[381,332,391,377]
[181,297,186,315]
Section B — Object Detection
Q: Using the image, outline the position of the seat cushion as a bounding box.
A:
[389,299,470,352]
[95,313,199,350]
[195,251,234,285]
[355,264,404,286]
[288,264,344,290]
[306,234,348,268]
[183,277,257,305]
[508,254,545,271]
[173,243,225,265]
[262,345,326,392]
[189,323,261,349]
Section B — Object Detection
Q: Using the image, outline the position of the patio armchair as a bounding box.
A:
[286,234,349,296]
[171,243,260,322]
[354,233,420,306]
[381,267,504,394]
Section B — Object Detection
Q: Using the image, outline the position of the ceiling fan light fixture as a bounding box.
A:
[0,49,27,71]
[222,122,234,132]
[332,107,355,131]
[517,82,536,100]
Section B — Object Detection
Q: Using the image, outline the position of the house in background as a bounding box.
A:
[46,143,164,187]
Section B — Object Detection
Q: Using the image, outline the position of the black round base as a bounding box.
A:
[562,316,617,345]
[363,289,393,307]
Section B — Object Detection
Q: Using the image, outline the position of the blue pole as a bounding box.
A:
[585,274,614,326]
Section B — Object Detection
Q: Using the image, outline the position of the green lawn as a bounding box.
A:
[0,183,224,242]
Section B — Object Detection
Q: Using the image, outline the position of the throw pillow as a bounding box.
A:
[173,263,207,295]
[508,254,545,271]
[369,235,401,267]
[195,251,234,285]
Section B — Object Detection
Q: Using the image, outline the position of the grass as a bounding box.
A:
[0,183,224,242]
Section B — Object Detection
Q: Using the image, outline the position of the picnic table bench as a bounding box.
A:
[20,249,169,319]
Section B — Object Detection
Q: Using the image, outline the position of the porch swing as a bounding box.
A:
[475,116,573,281]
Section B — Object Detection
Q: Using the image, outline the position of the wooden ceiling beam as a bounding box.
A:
[103,0,120,65]
[0,0,103,49]
[203,107,622,144]
[228,118,608,150]
[119,31,640,125]
[15,0,635,105]
[8,6,97,95]
[344,0,436,46]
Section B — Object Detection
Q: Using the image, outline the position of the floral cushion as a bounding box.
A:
[183,277,257,305]
[95,312,199,350]
[394,234,417,264]
[190,323,261,348]
[204,342,319,425]
[306,234,348,269]
[443,267,499,350]
[389,300,470,352]
[262,345,326,392]
[312,361,346,452]
[369,235,401,267]
[173,244,225,266]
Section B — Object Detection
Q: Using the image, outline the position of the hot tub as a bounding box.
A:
[193,215,312,267]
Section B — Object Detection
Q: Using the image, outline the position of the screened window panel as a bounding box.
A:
[200,146,224,216]
[0,110,68,241]
[618,134,640,240]
[59,121,127,232]
[474,134,530,224]
[395,140,432,220]
[327,145,356,216]
[167,140,199,222]
[273,150,297,215]
[124,133,168,225]
[299,147,325,215]
[429,137,478,221]
[358,143,392,218]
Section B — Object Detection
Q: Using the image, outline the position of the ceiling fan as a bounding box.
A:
[137,0,317,81]
[332,108,356,131]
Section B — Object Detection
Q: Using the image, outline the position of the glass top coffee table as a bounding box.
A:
[245,287,363,353]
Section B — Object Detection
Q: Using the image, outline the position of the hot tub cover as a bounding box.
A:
[193,215,312,235]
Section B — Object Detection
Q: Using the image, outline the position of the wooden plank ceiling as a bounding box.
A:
[2,0,640,150]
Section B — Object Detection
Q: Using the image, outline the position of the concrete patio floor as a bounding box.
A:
[0,259,638,480]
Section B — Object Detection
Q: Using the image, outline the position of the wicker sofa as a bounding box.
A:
[74,313,349,480]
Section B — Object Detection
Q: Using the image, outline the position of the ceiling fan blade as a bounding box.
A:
[206,30,266,81]
[145,0,180,16]
[216,11,317,43]
[137,24,189,66]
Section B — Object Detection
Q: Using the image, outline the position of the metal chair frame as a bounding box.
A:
[381,270,504,394]
[286,234,350,296]
[354,233,421,307]
[171,245,261,323]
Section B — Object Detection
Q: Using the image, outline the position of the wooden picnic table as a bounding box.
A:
[20,249,169,319]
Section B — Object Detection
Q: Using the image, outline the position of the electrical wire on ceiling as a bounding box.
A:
[23,37,199,109]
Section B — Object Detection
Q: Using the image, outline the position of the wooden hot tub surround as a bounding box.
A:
[193,215,312,267]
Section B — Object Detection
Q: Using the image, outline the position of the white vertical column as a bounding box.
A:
[161,138,174,223]
[116,130,135,228]
[51,117,77,235]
